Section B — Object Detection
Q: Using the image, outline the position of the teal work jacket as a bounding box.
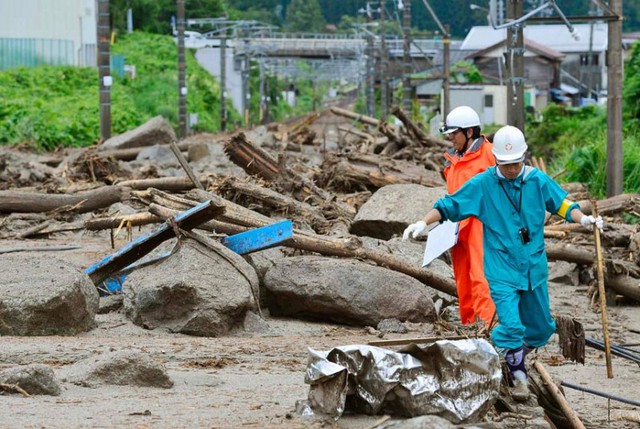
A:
[434,166,579,291]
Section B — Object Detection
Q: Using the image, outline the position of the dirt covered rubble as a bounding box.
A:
[0,109,639,428]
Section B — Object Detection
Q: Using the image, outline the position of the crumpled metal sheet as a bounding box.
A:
[304,339,501,423]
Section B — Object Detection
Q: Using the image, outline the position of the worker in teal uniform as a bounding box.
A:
[404,125,603,400]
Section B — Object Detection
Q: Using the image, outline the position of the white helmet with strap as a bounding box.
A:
[492,125,528,164]
[440,106,481,135]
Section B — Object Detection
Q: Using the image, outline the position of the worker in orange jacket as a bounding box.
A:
[439,106,496,326]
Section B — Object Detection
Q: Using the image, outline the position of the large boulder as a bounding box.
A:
[0,253,98,335]
[100,116,177,150]
[264,256,436,326]
[123,238,259,337]
[350,184,447,240]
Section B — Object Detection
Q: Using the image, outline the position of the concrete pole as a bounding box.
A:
[443,24,450,117]
[220,35,227,131]
[242,38,250,127]
[506,0,525,130]
[366,34,375,117]
[97,0,111,141]
[402,0,412,113]
[380,2,388,119]
[607,0,623,196]
[177,0,187,138]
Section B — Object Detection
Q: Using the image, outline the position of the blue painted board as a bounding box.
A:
[221,220,293,255]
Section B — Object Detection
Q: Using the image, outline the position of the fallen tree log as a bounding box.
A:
[116,176,209,191]
[606,275,640,303]
[223,132,280,180]
[390,106,450,148]
[546,242,640,302]
[0,186,129,214]
[330,106,390,129]
[578,194,640,216]
[217,176,332,233]
[101,142,190,161]
[544,222,634,248]
[84,212,162,230]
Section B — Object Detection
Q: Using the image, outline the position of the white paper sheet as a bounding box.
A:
[422,220,459,267]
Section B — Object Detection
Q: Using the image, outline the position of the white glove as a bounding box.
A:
[580,215,604,232]
[403,221,427,241]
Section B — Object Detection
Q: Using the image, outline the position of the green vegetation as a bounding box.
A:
[527,96,640,198]
[285,0,326,33]
[109,0,224,36]
[0,32,234,149]
[0,32,333,150]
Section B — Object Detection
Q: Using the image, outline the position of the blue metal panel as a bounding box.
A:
[221,220,293,255]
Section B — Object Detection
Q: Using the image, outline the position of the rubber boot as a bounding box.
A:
[505,347,530,402]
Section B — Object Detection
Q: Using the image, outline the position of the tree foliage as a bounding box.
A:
[284,0,325,33]
[109,0,224,36]
[624,40,640,128]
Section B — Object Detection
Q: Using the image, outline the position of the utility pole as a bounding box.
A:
[506,0,525,130]
[379,1,388,119]
[419,0,449,114]
[220,34,227,131]
[177,0,187,138]
[402,0,412,113]
[607,0,623,197]
[242,37,250,127]
[97,0,111,141]
[366,33,376,116]
[259,58,266,123]
[443,24,450,116]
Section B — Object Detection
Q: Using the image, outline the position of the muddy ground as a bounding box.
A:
[1,116,639,428]
[0,230,639,429]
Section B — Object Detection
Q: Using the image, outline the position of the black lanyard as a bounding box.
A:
[499,180,523,214]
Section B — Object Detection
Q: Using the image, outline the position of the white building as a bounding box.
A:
[0,0,97,69]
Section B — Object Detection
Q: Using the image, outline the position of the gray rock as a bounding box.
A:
[377,318,408,333]
[123,238,259,337]
[351,184,446,240]
[548,261,579,286]
[100,116,176,150]
[0,364,61,395]
[382,415,457,429]
[0,253,98,335]
[264,256,436,326]
[243,246,288,308]
[136,144,177,166]
[61,350,173,388]
[187,142,210,162]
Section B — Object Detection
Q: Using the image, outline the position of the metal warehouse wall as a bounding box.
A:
[0,0,97,68]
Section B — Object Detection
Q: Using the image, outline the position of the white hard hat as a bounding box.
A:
[440,106,481,134]
[492,125,528,164]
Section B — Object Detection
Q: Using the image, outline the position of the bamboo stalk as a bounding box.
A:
[532,361,586,429]
[592,202,614,378]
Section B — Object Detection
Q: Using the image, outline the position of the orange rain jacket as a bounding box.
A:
[443,136,496,325]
